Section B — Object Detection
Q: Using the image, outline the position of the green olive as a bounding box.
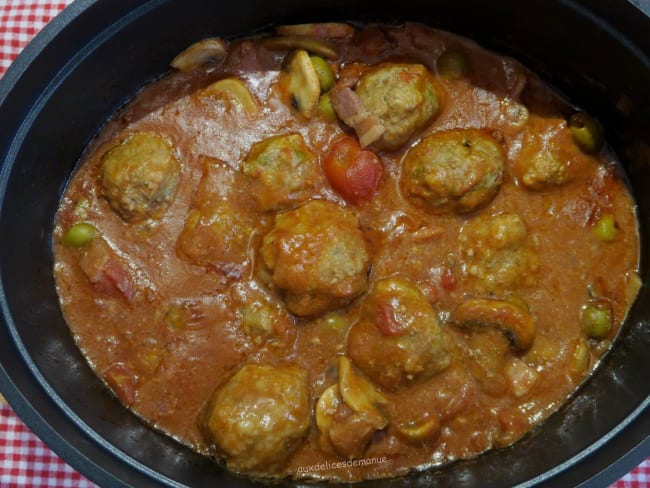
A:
[593,213,617,242]
[310,55,336,91]
[437,51,469,80]
[580,300,613,339]
[323,312,348,330]
[318,93,337,121]
[62,222,97,247]
[165,304,186,329]
[569,112,604,154]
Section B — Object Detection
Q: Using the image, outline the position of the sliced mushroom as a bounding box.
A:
[275,23,355,39]
[170,37,227,71]
[315,360,389,459]
[449,298,536,351]
[315,384,342,437]
[200,78,259,114]
[396,416,441,444]
[338,356,388,429]
[262,36,338,59]
[283,49,321,118]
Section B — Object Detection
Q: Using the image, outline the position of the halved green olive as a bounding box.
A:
[437,51,469,80]
[569,112,604,154]
[318,93,337,121]
[310,55,336,91]
[580,300,613,339]
[593,213,617,242]
[63,222,97,247]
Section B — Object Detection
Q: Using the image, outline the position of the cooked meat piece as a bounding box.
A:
[241,132,320,211]
[330,86,385,148]
[260,200,370,316]
[202,364,310,473]
[78,237,137,302]
[401,129,505,213]
[347,276,451,390]
[459,212,539,293]
[355,63,441,151]
[177,161,253,277]
[100,132,180,222]
[510,116,589,190]
[230,280,293,346]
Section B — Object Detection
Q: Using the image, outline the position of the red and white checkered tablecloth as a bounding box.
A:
[0,1,648,487]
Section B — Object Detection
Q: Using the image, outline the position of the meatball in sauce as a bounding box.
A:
[53,22,641,483]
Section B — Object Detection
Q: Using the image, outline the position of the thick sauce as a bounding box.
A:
[53,22,641,482]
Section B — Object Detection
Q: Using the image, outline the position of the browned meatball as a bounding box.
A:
[356,63,441,151]
[230,280,294,347]
[202,364,310,473]
[458,212,539,293]
[177,161,253,276]
[401,129,505,213]
[100,132,180,222]
[260,200,370,316]
[242,132,319,211]
[347,276,451,390]
[510,116,589,190]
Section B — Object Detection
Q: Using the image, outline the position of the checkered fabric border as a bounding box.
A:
[0,0,74,75]
[616,465,650,488]
[0,403,97,487]
[0,0,648,486]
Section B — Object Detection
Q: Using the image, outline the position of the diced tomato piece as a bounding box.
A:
[376,301,408,336]
[323,135,383,203]
[440,266,457,291]
[439,382,473,421]
[103,258,136,302]
[79,238,136,302]
[103,362,137,406]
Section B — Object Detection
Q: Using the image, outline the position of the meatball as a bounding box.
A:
[177,161,253,276]
[400,129,505,214]
[230,281,294,347]
[203,364,310,473]
[510,116,589,190]
[355,63,441,151]
[347,276,451,390]
[241,133,319,211]
[100,132,180,222]
[260,200,370,316]
[459,212,539,293]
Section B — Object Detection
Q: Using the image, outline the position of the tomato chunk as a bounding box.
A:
[103,362,137,406]
[323,135,383,203]
[376,301,408,336]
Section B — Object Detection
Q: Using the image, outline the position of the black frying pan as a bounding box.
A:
[0,0,649,486]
